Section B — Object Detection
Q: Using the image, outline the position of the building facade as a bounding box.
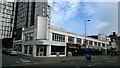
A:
[0,0,16,48]
[13,2,110,57]
[0,0,15,39]
[13,16,110,57]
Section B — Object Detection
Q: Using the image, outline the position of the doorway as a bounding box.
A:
[36,45,46,56]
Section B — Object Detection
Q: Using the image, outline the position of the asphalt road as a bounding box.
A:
[2,53,120,67]
[30,56,119,66]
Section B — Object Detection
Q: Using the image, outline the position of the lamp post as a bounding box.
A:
[84,20,90,45]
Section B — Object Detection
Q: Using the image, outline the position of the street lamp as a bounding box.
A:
[84,20,90,45]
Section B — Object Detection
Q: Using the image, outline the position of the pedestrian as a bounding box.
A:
[85,51,91,62]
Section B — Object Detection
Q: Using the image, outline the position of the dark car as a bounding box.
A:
[6,48,18,56]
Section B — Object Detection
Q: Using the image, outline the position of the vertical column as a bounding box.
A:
[33,45,36,57]
[88,40,89,46]
[92,41,95,46]
[47,45,51,57]
[81,39,84,45]
[64,46,67,56]
[50,32,52,41]
[97,42,99,46]
[65,36,68,43]
[74,38,77,44]
[105,44,107,49]
[22,45,24,54]
[27,45,29,55]
[100,43,102,48]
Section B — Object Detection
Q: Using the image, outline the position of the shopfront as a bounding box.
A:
[23,45,33,56]
[13,44,22,53]
[51,45,65,55]
[67,43,81,56]
[36,45,47,56]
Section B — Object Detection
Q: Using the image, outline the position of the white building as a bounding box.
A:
[13,16,110,57]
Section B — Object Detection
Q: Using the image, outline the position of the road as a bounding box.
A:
[30,56,119,66]
[2,53,120,67]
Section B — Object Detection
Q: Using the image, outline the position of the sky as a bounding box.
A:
[48,0,119,36]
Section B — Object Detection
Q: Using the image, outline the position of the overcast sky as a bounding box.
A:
[49,0,118,36]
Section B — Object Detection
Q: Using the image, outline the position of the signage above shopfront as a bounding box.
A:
[37,41,43,45]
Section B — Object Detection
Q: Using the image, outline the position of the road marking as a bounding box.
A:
[16,61,20,63]
[20,59,31,63]
[88,65,92,66]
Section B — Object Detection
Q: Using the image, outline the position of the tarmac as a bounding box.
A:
[25,55,117,64]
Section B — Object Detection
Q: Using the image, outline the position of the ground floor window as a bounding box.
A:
[14,44,22,52]
[29,45,33,55]
[36,45,47,56]
[24,45,28,54]
[51,46,65,55]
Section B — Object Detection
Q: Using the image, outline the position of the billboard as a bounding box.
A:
[37,16,48,40]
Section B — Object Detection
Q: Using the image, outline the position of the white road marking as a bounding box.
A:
[20,59,31,63]
[16,61,20,63]
[88,65,92,66]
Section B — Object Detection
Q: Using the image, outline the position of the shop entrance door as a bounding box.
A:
[39,47,44,56]
[36,46,46,56]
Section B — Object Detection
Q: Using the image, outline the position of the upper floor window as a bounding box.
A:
[68,36,74,43]
[89,41,93,45]
[77,38,81,44]
[25,34,28,41]
[52,33,65,42]
[29,32,34,40]
[24,32,34,41]
[95,42,97,46]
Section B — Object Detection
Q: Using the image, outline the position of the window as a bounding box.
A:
[102,43,105,47]
[29,32,34,40]
[95,42,97,46]
[89,41,93,45]
[68,36,74,43]
[25,34,28,41]
[98,42,101,46]
[25,32,34,41]
[51,46,65,55]
[86,40,88,45]
[52,33,65,42]
[77,38,81,44]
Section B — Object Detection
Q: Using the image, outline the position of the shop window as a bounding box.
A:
[51,46,65,55]
[24,45,28,54]
[29,45,33,55]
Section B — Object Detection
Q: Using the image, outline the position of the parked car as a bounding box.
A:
[2,48,7,53]
[6,48,17,56]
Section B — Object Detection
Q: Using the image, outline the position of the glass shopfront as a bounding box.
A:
[51,46,65,55]
[36,45,47,56]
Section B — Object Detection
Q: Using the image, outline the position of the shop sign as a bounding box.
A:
[38,41,43,45]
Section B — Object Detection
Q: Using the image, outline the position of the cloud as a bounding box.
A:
[49,2,118,36]
[49,2,81,26]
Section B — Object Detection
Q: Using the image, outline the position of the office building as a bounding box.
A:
[0,0,16,48]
